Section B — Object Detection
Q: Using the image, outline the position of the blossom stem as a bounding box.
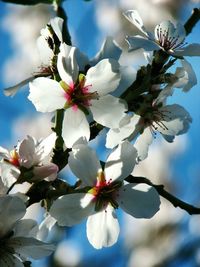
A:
[184,8,200,35]
[52,3,72,169]
[126,176,200,215]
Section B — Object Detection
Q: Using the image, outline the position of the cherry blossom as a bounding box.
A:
[49,142,160,249]
[28,43,127,148]
[0,195,55,266]
[124,10,200,57]
[0,133,58,184]
[106,93,192,161]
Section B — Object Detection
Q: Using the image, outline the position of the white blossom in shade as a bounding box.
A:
[106,89,192,161]
[124,10,200,57]
[0,195,55,266]
[4,16,63,97]
[173,59,197,92]
[49,142,160,249]
[29,43,127,148]
[0,133,58,184]
[37,16,63,67]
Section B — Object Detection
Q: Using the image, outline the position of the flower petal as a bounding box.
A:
[69,144,101,186]
[126,35,161,52]
[4,76,35,97]
[49,193,94,226]
[86,59,120,96]
[37,132,57,161]
[106,114,140,149]
[0,162,19,191]
[86,205,120,249]
[117,183,160,218]
[8,237,55,259]
[14,219,38,238]
[90,95,127,128]
[62,108,90,148]
[37,35,54,66]
[0,146,10,159]
[57,43,79,84]
[123,10,150,37]
[50,17,63,42]
[0,253,24,267]
[156,104,192,137]
[0,196,26,238]
[112,65,137,97]
[91,36,122,65]
[18,135,36,168]
[28,78,65,112]
[37,215,57,241]
[134,127,153,162]
[105,141,137,182]
[177,59,197,92]
[174,43,200,57]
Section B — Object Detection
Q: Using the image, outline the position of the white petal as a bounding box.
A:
[0,162,19,190]
[33,163,58,181]
[13,219,38,238]
[28,78,65,112]
[123,10,149,37]
[90,95,127,128]
[86,205,120,249]
[105,141,137,182]
[4,76,35,97]
[62,108,90,148]
[91,36,122,65]
[57,44,79,84]
[112,65,137,97]
[37,35,54,65]
[37,132,57,161]
[50,17,63,42]
[106,114,140,149]
[155,21,185,46]
[37,215,56,241]
[117,183,160,218]
[134,127,153,162]
[156,104,192,137]
[74,48,89,72]
[49,193,94,226]
[0,253,24,267]
[8,237,55,259]
[86,59,120,96]
[155,84,174,104]
[18,135,36,168]
[179,59,197,92]
[174,43,200,57]
[0,196,26,238]
[126,35,161,52]
[0,146,10,159]
[69,144,101,186]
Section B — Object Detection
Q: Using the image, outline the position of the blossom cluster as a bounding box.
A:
[1,7,200,266]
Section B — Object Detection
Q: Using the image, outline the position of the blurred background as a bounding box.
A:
[0,0,200,266]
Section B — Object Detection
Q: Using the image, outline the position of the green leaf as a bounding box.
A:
[1,0,53,5]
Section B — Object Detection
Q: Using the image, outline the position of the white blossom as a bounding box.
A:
[0,195,55,266]
[124,10,200,57]
[49,142,160,249]
[29,43,127,148]
[0,134,58,184]
[106,91,192,161]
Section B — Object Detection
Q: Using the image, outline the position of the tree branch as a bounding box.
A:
[126,176,200,215]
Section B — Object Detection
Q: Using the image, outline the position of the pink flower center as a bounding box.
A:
[61,74,99,112]
[88,171,121,211]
